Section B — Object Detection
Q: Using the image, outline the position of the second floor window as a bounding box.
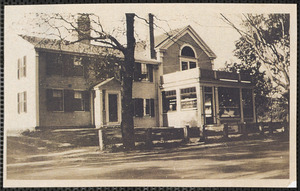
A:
[180,46,197,71]
[45,53,87,77]
[17,56,26,79]
[72,56,84,76]
[134,63,153,82]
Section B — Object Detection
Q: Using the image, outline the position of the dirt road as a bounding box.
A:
[6,136,289,179]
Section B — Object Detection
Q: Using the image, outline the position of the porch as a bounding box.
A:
[160,67,256,128]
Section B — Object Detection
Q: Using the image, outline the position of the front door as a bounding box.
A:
[108,94,118,122]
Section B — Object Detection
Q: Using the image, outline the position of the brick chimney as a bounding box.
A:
[77,14,91,44]
[149,13,156,59]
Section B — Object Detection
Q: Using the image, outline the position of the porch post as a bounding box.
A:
[199,86,204,126]
[176,87,181,111]
[239,88,244,123]
[158,89,163,127]
[196,83,202,127]
[214,87,220,125]
[94,89,103,128]
[252,89,256,123]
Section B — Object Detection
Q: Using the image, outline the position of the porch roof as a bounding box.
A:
[93,77,116,90]
[161,68,254,88]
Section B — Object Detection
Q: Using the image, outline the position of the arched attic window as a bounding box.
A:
[180,45,197,71]
[181,46,195,57]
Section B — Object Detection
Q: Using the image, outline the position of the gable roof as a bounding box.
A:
[93,77,116,90]
[154,27,185,48]
[154,25,217,59]
[20,34,160,64]
[19,35,123,57]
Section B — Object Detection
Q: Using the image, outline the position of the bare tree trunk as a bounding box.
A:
[121,13,136,150]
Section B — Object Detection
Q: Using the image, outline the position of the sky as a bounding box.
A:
[5,3,295,69]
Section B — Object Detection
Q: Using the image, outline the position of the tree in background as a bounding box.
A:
[221,13,290,122]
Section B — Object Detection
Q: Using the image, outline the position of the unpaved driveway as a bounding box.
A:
[6,136,289,179]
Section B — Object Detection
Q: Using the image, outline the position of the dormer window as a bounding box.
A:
[180,46,197,71]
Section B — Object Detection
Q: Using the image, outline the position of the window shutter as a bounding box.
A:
[134,62,141,81]
[45,53,53,75]
[17,93,20,113]
[133,99,135,116]
[148,64,153,82]
[84,91,90,111]
[46,53,62,76]
[23,56,27,77]
[46,89,54,111]
[17,59,21,79]
[134,98,143,117]
[150,99,155,117]
[64,89,75,112]
[63,55,72,76]
[23,92,27,113]
[82,57,89,78]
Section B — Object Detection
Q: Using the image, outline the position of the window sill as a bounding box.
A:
[163,110,177,113]
[181,108,197,111]
[133,81,154,84]
[133,116,155,118]
[220,117,241,119]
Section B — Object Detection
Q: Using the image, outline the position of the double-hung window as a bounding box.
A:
[17,56,26,79]
[73,91,85,111]
[73,56,84,76]
[17,91,27,113]
[133,98,155,117]
[47,89,64,111]
[134,62,153,82]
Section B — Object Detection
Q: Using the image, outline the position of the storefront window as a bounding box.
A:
[163,90,176,112]
[180,87,197,110]
[242,89,254,118]
[218,87,240,118]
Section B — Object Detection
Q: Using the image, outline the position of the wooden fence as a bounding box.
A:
[97,121,288,150]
